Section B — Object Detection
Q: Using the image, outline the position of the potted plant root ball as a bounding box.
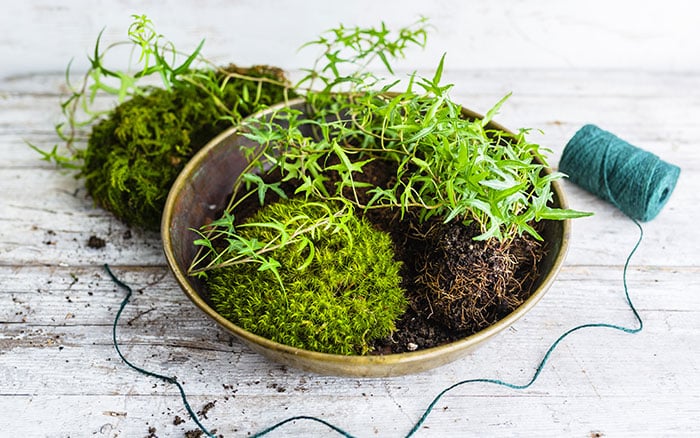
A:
[163,19,591,376]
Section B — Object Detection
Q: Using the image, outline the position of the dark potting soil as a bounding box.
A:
[87,235,106,249]
[368,210,544,354]
[224,158,546,355]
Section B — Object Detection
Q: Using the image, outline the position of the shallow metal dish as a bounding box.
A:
[162,98,570,377]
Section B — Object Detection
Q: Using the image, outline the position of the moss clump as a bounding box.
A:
[207,198,407,355]
[82,65,290,230]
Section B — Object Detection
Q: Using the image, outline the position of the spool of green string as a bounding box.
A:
[559,124,680,221]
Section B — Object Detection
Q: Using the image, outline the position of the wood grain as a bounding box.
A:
[1,0,700,77]
[1,8,699,434]
[2,68,698,437]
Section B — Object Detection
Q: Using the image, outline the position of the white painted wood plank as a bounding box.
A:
[2,391,698,437]
[2,66,699,437]
[1,265,698,436]
[2,0,700,78]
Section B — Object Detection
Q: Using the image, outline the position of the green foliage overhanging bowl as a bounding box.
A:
[161,98,571,377]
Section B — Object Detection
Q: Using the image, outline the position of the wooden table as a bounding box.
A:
[1,69,698,437]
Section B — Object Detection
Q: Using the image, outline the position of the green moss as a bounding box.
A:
[81,65,290,230]
[207,198,407,355]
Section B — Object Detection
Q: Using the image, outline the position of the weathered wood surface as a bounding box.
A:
[2,67,698,437]
[2,0,700,77]
[1,1,700,434]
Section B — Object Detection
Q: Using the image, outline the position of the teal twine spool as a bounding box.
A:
[559,124,680,221]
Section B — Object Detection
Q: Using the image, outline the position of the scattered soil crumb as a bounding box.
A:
[198,401,216,419]
[184,430,221,438]
[145,426,157,438]
[173,415,185,425]
[87,235,106,249]
[266,382,287,393]
[43,229,57,245]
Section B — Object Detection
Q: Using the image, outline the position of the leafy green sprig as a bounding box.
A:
[190,200,355,281]
[36,14,291,169]
[297,17,429,92]
[335,85,585,241]
[44,14,204,164]
[33,14,293,229]
[189,19,591,275]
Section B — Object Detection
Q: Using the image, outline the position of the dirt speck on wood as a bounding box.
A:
[87,235,106,249]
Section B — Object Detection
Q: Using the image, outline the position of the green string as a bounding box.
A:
[404,219,644,436]
[559,124,680,222]
[251,416,356,438]
[104,264,217,438]
[104,219,643,437]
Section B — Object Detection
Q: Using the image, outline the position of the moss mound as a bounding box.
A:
[82,65,289,230]
[207,199,407,355]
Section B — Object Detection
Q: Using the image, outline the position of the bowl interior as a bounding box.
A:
[162,98,569,377]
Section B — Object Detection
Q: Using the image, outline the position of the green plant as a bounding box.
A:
[81,64,290,229]
[207,198,406,355]
[32,14,291,229]
[190,19,590,276]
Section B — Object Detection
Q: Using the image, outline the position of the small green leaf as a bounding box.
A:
[257,257,283,288]
[297,238,316,271]
[410,156,431,172]
[172,38,205,76]
[432,53,446,86]
[482,92,512,127]
[536,207,594,221]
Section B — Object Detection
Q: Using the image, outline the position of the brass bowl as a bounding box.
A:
[162,98,570,377]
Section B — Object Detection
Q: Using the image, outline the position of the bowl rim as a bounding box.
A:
[162,97,571,375]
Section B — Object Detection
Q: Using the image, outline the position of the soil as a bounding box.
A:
[221,158,546,354]
[370,213,543,354]
[87,235,106,249]
[197,400,216,419]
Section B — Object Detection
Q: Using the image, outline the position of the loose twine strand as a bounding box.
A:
[105,265,216,437]
[104,220,643,437]
[105,124,678,436]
